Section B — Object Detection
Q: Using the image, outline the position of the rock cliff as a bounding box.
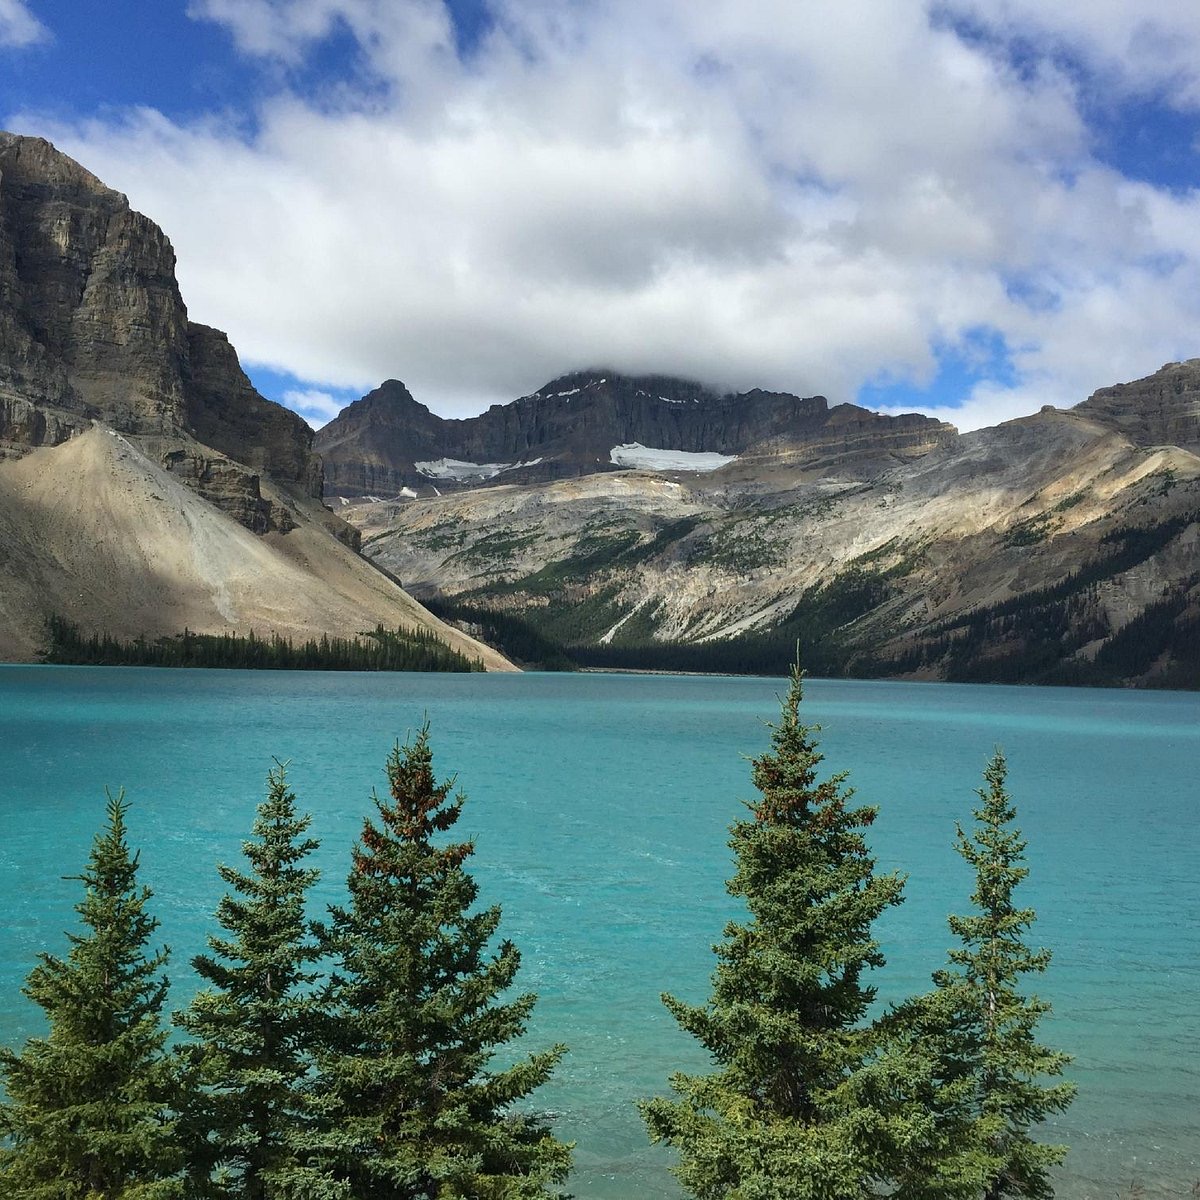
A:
[1073,358,1200,449]
[314,370,958,496]
[0,132,324,514]
[0,131,505,667]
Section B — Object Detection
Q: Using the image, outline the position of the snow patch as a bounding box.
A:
[415,458,510,481]
[414,457,543,481]
[609,443,738,473]
[398,487,418,499]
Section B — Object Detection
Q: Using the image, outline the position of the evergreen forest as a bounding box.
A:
[43,616,483,673]
[0,678,1080,1199]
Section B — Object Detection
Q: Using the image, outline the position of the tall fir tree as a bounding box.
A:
[0,792,183,1198]
[308,724,572,1199]
[641,665,915,1200]
[174,763,326,1199]
[893,750,1074,1200]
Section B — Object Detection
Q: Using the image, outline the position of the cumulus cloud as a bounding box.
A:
[939,1,1200,106]
[19,0,1200,425]
[282,387,349,429]
[0,0,49,48]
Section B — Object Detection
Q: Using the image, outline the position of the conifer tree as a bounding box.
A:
[641,665,912,1199]
[308,724,571,1199]
[174,763,325,1198]
[893,750,1075,1200]
[0,792,183,1198]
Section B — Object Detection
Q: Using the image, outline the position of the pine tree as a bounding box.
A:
[174,763,326,1198]
[896,750,1075,1200]
[308,724,571,1199]
[0,792,183,1198]
[641,665,912,1199]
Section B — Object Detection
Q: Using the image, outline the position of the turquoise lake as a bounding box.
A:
[0,666,1197,1197]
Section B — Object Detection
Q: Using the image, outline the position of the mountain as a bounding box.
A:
[0,132,511,669]
[313,370,957,496]
[347,361,1200,688]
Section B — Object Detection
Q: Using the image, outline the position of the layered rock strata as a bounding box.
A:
[315,371,958,496]
[0,132,325,517]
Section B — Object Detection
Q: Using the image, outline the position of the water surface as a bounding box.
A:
[0,667,1196,1197]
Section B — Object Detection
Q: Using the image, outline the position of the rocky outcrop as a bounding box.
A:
[0,131,324,514]
[1074,358,1200,449]
[183,323,323,498]
[161,448,295,535]
[315,370,958,497]
[0,394,86,457]
[0,132,189,432]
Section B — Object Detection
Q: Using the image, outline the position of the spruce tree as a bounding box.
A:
[308,724,571,1199]
[641,665,912,1199]
[894,750,1074,1200]
[174,763,325,1198]
[0,792,183,1198]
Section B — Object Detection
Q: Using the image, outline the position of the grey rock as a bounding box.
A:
[315,370,958,497]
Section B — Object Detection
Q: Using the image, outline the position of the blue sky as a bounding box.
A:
[3,0,1200,429]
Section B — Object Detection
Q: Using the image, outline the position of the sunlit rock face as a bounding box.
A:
[345,361,1200,688]
[0,131,323,503]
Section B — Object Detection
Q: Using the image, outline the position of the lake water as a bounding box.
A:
[0,666,1197,1197]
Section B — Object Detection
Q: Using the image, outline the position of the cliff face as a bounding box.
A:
[0,131,510,667]
[0,132,324,511]
[0,132,188,433]
[314,370,958,496]
[1074,358,1200,449]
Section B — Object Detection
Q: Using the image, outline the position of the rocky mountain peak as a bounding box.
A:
[0,130,324,506]
[1074,358,1200,448]
[314,367,957,497]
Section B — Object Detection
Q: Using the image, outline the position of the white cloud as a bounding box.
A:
[19,0,1200,428]
[281,387,348,429]
[0,0,49,48]
[939,1,1200,106]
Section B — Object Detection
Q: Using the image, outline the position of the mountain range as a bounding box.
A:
[337,364,1200,687]
[314,371,956,496]
[1,131,1196,686]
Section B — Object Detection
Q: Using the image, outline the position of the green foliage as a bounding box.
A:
[892,751,1075,1200]
[307,726,571,1198]
[1091,581,1200,688]
[689,519,787,573]
[1002,514,1059,548]
[641,666,911,1198]
[174,764,325,1199]
[445,527,542,567]
[42,618,482,673]
[419,597,578,670]
[0,794,183,1198]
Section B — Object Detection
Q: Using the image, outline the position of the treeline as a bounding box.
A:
[42,615,483,673]
[0,678,1081,1199]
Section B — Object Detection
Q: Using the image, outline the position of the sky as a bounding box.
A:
[3,1,1200,431]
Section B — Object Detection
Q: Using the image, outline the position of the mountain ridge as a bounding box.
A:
[314,368,958,496]
[345,359,1200,687]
